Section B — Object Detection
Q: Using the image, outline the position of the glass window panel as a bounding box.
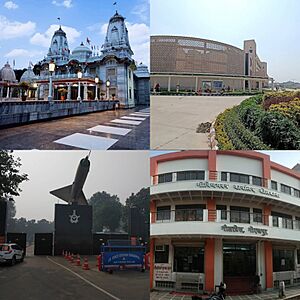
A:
[271,181,278,191]
[157,206,171,221]
[252,176,262,187]
[173,246,204,273]
[155,245,169,263]
[158,173,173,184]
[221,172,227,181]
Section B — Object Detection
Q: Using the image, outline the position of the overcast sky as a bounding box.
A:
[12,151,149,221]
[0,0,149,69]
[151,0,300,82]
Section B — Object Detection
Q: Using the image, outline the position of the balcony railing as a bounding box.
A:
[38,73,96,81]
[152,209,300,231]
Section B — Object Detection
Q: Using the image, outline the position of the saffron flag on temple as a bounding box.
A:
[86,37,91,45]
[113,2,117,5]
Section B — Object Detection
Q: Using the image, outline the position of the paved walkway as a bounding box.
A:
[150,95,248,150]
[0,107,149,150]
[150,287,300,300]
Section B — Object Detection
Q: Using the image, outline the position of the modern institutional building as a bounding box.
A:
[0,11,150,107]
[150,151,300,295]
[151,36,272,93]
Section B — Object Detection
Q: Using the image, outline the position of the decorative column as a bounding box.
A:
[167,76,171,92]
[195,77,198,92]
[150,238,155,289]
[83,83,88,100]
[67,83,71,100]
[205,238,215,293]
[259,81,263,92]
[264,241,273,290]
[248,80,252,92]
[6,86,10,98]
[35,85,39,101]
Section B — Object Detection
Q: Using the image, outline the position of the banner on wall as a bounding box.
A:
[154,263,172,281]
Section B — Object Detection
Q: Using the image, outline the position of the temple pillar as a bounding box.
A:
[6,86,10,98]
[67,83,71,100]
[84,83,88,100]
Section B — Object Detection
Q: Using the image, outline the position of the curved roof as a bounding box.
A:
[20,66,37,82]
[72,42,92,55]
[0,62,16,82]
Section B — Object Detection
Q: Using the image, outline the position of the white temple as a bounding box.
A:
[0,11,150,107]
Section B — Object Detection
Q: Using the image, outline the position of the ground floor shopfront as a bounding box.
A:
[151,73,273,93]
[151,237,300,294]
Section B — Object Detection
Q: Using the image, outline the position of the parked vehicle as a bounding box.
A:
[192,282,226,300]
[0,243,25,266]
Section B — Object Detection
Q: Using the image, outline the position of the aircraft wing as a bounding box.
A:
[50,184,72,203]
[76,190,88,205]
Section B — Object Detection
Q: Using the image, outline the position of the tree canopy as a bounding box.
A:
[0,151,28,201]
[89,191,123,232]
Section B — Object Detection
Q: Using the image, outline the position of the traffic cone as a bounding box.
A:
[76,254,81,266]
[82,257,90,270]
[70,254,74,263]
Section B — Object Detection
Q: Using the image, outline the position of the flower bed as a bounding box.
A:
[215,91,300,150]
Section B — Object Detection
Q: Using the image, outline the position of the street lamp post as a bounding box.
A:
[48,61,55,101]
[77,71,82,102]
[106,79,111,101]
[95,76,99,101]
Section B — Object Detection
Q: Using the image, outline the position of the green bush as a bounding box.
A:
[257,111,300,149]
[215,107,271,150]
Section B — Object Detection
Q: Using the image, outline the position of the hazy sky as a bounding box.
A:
[150,0,300,82]
[0,0,149,69]
[12,151,149,221]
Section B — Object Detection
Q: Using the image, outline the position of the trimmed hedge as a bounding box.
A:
[215,107,271,150]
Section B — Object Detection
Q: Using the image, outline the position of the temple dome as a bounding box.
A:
[134,63,150,78]
[20,64,37,83]
[72,42,92,55]
[0,62,16,82]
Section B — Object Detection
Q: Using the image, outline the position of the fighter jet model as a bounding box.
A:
[50,152,91,205]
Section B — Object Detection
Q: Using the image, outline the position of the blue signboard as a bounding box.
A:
[101,245,146,271]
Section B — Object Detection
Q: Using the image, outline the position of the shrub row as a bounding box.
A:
[215,107,271,150]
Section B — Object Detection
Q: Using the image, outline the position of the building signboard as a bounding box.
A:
[196,181,280,198]
[221,224,268,236]
[154,263,172,281]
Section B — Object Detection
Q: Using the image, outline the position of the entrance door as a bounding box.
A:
[223,243,256,295]
[34,233,53,255]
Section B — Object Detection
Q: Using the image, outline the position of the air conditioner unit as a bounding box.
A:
[155,245,165,252]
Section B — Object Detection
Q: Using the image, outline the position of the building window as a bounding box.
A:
[175,205,205,222]
[216,205,227,220]
[173,246,204,273]
[297,249,300,265]
[230,173,249,184]
[155,245,169,263]
[129,88,132,99]
[157,206,171,221]
[294,189,300,198]
[271,181,278,191]
[177,170,205,181]
[273,249,295,272]
[221,172,227,181]
[158,173,172,184]
[296,217,300,230]
[230,206,250,223]
[281,184,292,195]
[272,212,293,229]
[253,208,263,223]
[252,176,262,187]
[129,70,131,79]
[107,68,116,76]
